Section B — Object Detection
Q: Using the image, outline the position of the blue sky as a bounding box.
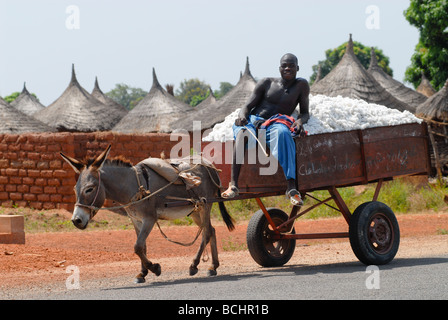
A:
[0,0,419,106]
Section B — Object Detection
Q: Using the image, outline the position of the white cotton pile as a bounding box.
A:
[202,94,422,142]
[202,108,240,142]
[304,94,421,135]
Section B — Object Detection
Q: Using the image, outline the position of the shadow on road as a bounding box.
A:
[104,255,448,291]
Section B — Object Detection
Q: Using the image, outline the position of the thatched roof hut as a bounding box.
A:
[195,87,217,111]
[416,78,448,121]
[91,77,128,116]
[10,83,45,116]
[113,68,192,133]
[311,34,414,113]
[0,96,54,134]
[175,57,257,132]
[367,48,427,110]
[417,72,436,97]
[310,65,322,90]
[34,65,123,132]
[172,87,218,133]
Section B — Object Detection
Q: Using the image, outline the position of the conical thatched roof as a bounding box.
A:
[113,68,192,133]
[417,72,436,97]
[10,83,46,115]
[310,64,322,90]
[0,96,54,134]
[91,77,128,117]
[195,87,217,111]
[415,78,448,121]
[368,48,427,110]
[34,65,124,132]
[172,87,218,133]
[311,34,414,113]
[175,57,257,132]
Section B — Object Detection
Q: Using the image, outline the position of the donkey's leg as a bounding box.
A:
[204,203,220,276]
[131,218,149,282]
[189,204,220,276]
[208,224,220,276]
[188,211,210,276]
[133,217,161,283]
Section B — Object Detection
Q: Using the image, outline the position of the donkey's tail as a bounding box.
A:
[217,190,235,231]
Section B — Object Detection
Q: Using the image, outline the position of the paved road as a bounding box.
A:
[26,254,448,300]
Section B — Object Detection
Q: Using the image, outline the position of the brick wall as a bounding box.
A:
[0,131,187,211]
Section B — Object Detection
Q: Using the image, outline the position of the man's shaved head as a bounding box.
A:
[280,53,298,65]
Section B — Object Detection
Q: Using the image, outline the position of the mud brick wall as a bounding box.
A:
[0,131,187,211]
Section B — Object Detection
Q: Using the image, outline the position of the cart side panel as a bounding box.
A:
[296,130,365,190]
[362,123,431,180]
[237,159,286,193]
[203,123,430,196]
[203,141,287,194]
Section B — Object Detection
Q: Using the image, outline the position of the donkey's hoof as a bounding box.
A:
[152,263,161,276]
[189,266,198,276]
[208,269,217,276]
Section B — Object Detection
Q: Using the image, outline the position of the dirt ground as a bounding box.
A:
[1,209,448,297]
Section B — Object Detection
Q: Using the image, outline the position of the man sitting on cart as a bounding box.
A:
[222,53,310,206]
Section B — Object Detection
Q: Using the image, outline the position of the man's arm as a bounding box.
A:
[292,80,310,136]
[297,96,310,124]
[235,79,268,126]
[297,80,310,123]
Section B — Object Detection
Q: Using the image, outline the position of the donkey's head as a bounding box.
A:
[60,145,111,229]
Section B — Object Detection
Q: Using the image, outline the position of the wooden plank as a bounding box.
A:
[204,123,430,196]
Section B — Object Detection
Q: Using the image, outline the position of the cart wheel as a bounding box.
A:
[349,201,400,265]
[247,208,296,267]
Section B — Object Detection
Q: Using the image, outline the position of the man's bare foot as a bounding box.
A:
[286,189,303,206]
[222,185,239,199]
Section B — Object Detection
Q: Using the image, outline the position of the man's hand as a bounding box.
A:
[234,117,248,127]
[292,119,306,137]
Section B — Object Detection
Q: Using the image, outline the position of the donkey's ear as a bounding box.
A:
[91,144,112,170]
[60,152,85,174]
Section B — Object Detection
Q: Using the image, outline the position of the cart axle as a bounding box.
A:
[272,232,349,240]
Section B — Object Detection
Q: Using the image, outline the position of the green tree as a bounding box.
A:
[3,92,20,103]
[310,41,393,85]
[3,91,39,103]
[106,84,147,110]
[404,0,448,90]
[214,82,234,99]
[190,91,210,107]
[175,78,210,106]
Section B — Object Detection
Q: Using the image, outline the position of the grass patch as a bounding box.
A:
[212,178,448,222]
[0,207,134,233]
[2,178,447,233]
[222,236,247,251]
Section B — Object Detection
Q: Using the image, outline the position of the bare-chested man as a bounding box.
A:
[222,53,310,206]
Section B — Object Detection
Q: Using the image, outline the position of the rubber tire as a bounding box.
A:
[349,201,400,265]
[246,208,296,267]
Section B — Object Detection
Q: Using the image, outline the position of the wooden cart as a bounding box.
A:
[169,122,431,266]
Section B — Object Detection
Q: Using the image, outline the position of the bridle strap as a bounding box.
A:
[90,172,101,208]
[75,171,102,219]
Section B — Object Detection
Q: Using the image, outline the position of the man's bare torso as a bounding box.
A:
[249,77,309,119]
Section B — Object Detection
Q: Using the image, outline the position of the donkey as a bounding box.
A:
[60,145,235,283]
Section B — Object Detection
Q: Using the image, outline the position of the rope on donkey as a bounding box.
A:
[155,221,203,247]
